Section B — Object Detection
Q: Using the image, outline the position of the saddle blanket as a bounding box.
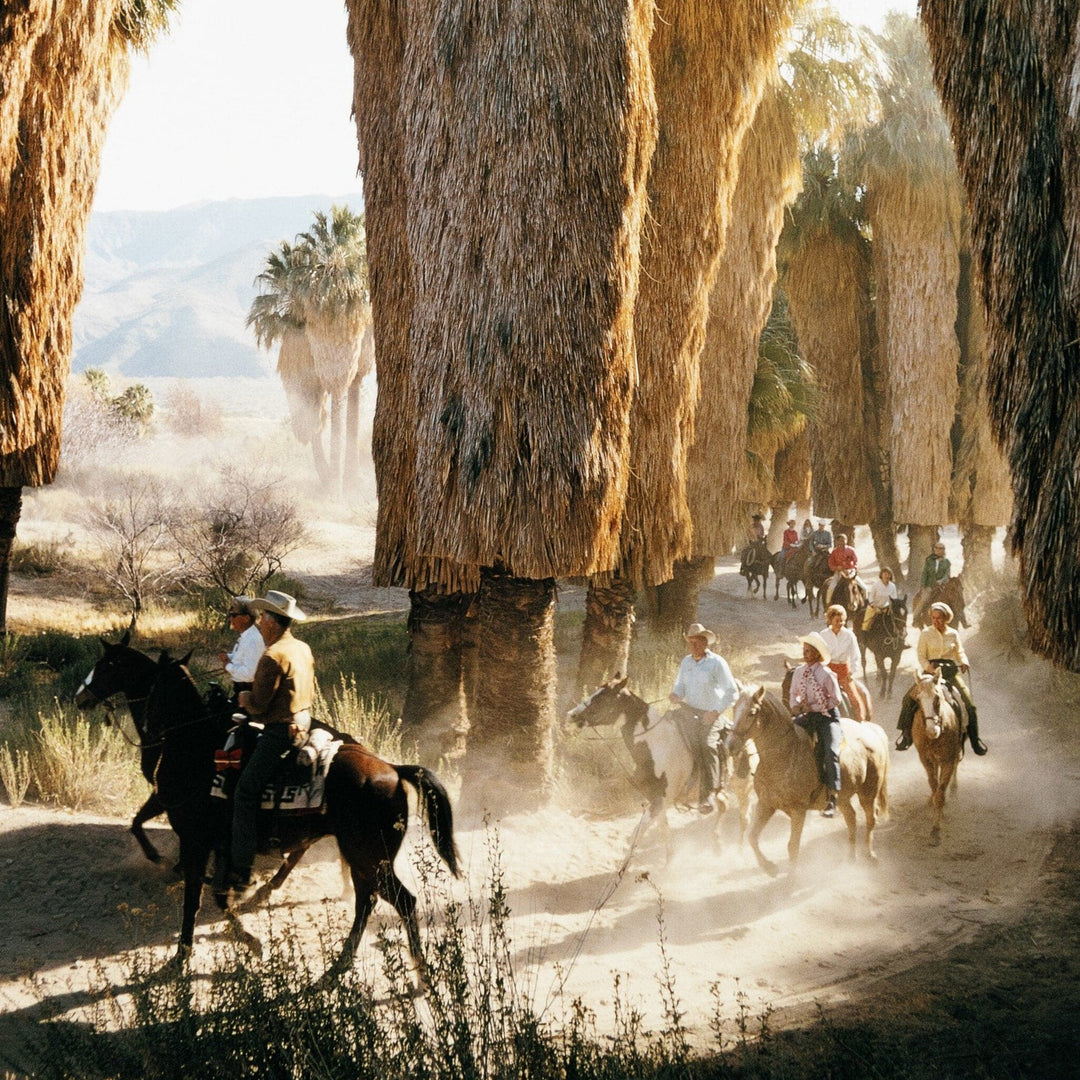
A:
[210,726,343,812]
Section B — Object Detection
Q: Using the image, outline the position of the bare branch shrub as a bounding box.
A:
[85,476,181,625]
[163,381,224,437]
[61,382,143,477]
[170,465,307,598]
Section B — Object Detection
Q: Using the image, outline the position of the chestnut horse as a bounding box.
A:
[569,677,756,871]
[910,667,963,847]
[725,684,889,877]
[76,642,459,971]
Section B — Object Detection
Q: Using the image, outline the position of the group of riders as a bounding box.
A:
[674,521,987,821]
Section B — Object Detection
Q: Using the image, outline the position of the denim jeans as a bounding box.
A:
[794,709,841,791]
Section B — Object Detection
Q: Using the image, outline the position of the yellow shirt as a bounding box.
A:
[916,625,968,672]
[247,630,314,725]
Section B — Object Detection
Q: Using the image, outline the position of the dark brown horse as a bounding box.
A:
[76,642,460,972]
[912,576,967,628]
[853,596,909,698]
[74,631,173,863]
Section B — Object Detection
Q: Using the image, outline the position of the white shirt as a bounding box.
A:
[822,625,862,676]
[671,650,737,713]
[227,623,265,683]
[867,578,898,609]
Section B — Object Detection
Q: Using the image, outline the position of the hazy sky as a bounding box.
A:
[94,0,918,214]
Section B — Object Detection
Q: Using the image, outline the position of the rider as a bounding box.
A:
[806,520,833,571]
[789,630,843,818]
[781,517,800,564]
[895,601,987,756]
[226,590,315,902]
[219,596,264,702]
[862,567,898,632]
[822,605,870,722]
[823,532,861,607]
[669,623,738,814]
[921,540,951,587]
[742,512,767,573]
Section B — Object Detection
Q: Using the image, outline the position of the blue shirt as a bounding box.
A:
[672,650,737,713]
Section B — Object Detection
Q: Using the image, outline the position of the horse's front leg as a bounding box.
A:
[838,796,858,859]
[786,809,807,868]
[131,792,166,863]
[748,802,779,877]
[177,842,210,961]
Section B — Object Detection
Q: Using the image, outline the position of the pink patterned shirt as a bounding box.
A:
[789,662,842,714]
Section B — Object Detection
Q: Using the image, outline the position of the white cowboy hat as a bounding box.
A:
[798,631,832,665]
[249,589,307,622]
[684,622,716,645]
[929,602,953,623]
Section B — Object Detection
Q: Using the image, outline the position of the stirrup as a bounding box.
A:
[895,732,912,751]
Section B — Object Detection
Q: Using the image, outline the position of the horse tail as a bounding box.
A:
[396,764,461,877]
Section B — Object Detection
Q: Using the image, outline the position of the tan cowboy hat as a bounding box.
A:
[684,622,716,645]
[798,631,832,665]
[929,602,953,623]
[250,589,307,622]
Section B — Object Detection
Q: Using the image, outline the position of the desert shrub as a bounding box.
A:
[60,370,155,476]
[0,745,32,806]
[304,616,408,715]
[9,535,77,577]
[163,381,224,437]
[18,702,142,812]
[315,674,408,759]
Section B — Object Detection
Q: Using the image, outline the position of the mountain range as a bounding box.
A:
[73,193,364,380]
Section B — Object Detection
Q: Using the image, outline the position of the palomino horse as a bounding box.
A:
[853,596,909,698]
[568,677,755,872]
[76,642,459,971]
[910,667,963,847]
[725,684,889,876]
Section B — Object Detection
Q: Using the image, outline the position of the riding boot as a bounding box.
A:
[821,793,838,818]
[966,706,988,755]
[895,694,916,750]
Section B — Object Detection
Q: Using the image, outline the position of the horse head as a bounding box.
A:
[74,630,152,714]
[727,683,767,752]
[567,675,632,729]
[913,670,947,739]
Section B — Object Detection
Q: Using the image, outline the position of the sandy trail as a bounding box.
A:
[2,528,1076,1048]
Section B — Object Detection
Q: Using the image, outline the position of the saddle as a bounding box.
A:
[210,718,344,815]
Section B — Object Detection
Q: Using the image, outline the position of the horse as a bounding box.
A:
[827,572,867,619]
[909,665,964,847]
[778,545,809,608]
[724,684,889,877]
[73,631,175,864]
[568,676,756,872]
[770,548,799,602]
[739,541,772,597]
[797,549,832,618]
[76,642,460,972]
[912,576,967,629]
[853,596,909,698]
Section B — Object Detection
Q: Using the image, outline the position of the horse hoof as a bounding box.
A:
[928,830,941,847]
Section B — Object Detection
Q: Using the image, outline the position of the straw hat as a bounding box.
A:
[798,631,832,665]
[684,622,716,645]
[249,590,307,622]
[929,602,953,623]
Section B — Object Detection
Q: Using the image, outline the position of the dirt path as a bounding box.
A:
[2,535,1078,1056]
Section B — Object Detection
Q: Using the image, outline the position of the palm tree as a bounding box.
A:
[920,0,1079,667]
[0,0,177,633]
[247,208,371,497]
[860,13,963,584]
[349,0,658,808]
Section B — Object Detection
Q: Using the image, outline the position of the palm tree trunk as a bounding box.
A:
[906,524,937,588]
[577,576,636,698]
[402,587,472,766]
[643,556,715,640]
[328,391,344,498]
[310,430,333,489]
[462,569,556,812]
[0,487,22,635]
[870,520,902,576]
[961,524,996,588]
[344,372,361,493]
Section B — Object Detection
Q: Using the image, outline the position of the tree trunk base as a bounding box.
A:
[460,569,556,816]
[961,524,996,588]
[869,520,901,577]
[0,487,23,636]
[576,576,636,699]
[906,524,938,589]
[641,557,715,640]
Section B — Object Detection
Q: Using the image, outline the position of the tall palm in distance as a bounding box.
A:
[247,206,372,496]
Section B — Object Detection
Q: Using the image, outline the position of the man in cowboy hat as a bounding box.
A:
[226,590,315,900]
[789,631,843,817]
[669,623,738,813]
[895,601,987,754]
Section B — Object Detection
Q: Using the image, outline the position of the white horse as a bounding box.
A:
[568,676,755,872]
